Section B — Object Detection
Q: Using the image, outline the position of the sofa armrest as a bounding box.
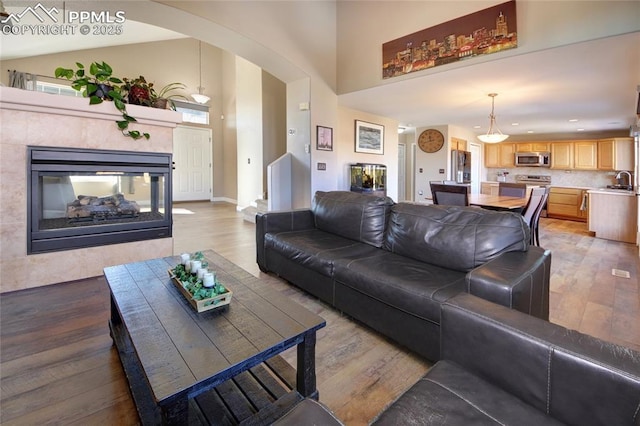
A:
[256,209,315,271]
[441,293,640,426]
[465,246,551,320]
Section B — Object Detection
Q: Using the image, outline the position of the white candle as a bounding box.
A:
[190,260,201,274]
[203,272,214,288]
[197,268,207,280]
[181,253,190,265]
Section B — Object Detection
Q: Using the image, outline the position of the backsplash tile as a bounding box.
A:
[486,167,619,188]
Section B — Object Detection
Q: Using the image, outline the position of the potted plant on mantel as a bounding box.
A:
[123,77,188,110]
[150,82,188,110]
[54,62,150,140]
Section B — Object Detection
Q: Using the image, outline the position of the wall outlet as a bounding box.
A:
[439,169,445,174]
[317,162,327,171]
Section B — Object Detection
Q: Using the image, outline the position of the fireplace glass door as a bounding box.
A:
[28,147,172,254]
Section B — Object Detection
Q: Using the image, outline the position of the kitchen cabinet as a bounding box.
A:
[481,182,500,196]
[550,143,574,169]
[451,137,467,151]
[516,142,550,152]
[597,137,633,171]
[588,189,637,243]
[484,143,515,168]
[573,141,598,170]
[547,187,588,222]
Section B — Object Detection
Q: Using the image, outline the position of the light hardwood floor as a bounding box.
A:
[1,201,638,426]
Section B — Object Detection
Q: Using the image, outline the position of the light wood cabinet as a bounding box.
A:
[597,137,633,171]
[485,144,500,168]
[551,143,574,169]
[451,137,467,151]
[481,182,499,195]
[516,142,550,152]
[484,143,515,168]
[588,190,637,243]
[573,141,598,170]
[547,187,587,222]
[500,144,515,168]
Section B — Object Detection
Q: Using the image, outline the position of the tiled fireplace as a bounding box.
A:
[0,87,182,293]
[28,146,173,254]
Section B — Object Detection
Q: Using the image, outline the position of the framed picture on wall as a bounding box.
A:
[317,126,333,151]
[355,120,384,155]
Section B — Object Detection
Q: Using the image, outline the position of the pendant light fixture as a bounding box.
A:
[477,93,509,143]
[191,41,210,104]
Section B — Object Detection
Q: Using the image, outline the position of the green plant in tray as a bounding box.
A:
[171,254,226,301]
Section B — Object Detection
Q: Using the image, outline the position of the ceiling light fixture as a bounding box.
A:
[477,93,509,143]
[191,41,210,104]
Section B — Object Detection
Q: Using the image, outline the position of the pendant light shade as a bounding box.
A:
[477,93,509,143]
[191,41,210,104]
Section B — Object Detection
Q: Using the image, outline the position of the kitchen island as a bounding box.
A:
[587,188,637,244]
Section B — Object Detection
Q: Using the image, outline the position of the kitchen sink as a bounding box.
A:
[605,185,633,190]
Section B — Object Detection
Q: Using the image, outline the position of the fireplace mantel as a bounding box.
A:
[0,86,182,128]
[0,87,182,293]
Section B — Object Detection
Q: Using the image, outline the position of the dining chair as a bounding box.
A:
[498,182,527,198]
[430,183,469,206]
[530,190,549,246]
[521,187,547,246]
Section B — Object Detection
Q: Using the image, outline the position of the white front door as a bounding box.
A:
[172,126,212,202]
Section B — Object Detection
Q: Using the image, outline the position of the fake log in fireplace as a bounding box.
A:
[28,146,172,254]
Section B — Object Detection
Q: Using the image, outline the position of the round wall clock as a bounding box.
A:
[418,129,445,153]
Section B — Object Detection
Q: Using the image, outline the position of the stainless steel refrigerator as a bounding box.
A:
[451,150,471,183]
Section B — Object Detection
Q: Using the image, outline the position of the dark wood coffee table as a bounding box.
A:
[105,250,326,425]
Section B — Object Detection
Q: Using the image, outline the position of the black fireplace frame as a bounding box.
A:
[27,146,172,254]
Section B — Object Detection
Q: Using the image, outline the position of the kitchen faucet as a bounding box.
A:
[614,170,632,188]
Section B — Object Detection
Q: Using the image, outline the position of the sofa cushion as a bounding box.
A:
[371,360,563,426]
[312,191,394,248]
[265,229,380,277]
[443,293,640,426]
[384,204,529,272]
[333,251,465,323]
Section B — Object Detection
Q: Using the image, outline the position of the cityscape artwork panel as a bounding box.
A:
[382,0,517,79]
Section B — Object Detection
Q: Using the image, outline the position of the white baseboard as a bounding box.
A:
[212,197,237,204]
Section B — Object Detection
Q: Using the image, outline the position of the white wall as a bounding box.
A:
[235,57,264,209]
[287,78,312,209]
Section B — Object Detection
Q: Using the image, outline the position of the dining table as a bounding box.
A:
[468,193,528,212]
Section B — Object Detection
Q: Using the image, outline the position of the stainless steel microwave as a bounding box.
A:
[515,151,551,167]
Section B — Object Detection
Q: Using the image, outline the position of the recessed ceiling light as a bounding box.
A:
[511,123,519,126]
[569,119,579,122]
[577,128,585,131]
[527,130,534,133]
[473,125,481,129]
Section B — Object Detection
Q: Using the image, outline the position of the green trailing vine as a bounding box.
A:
[54,62,150,140]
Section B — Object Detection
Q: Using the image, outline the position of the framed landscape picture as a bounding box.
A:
[316,125,333,151]
[355,120,384,155]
